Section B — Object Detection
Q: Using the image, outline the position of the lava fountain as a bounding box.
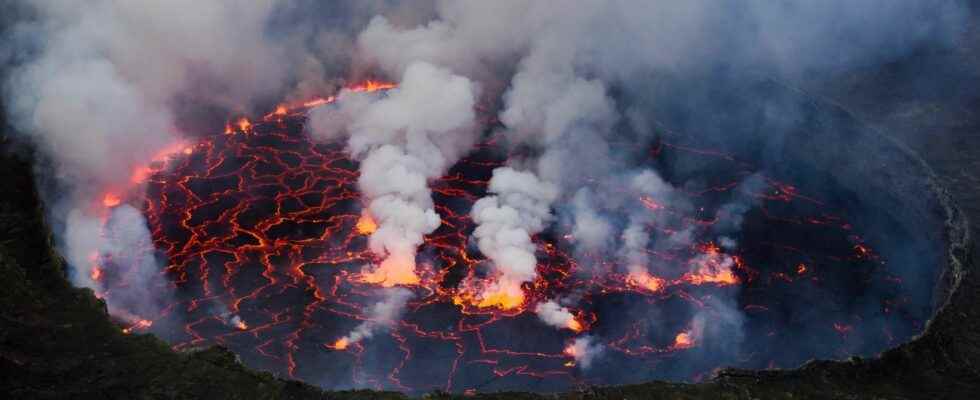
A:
[87,80,948,394]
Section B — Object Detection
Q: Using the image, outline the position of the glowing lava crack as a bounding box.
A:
[87,84,922,394]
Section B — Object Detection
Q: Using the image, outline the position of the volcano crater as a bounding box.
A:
[94,79,958,394]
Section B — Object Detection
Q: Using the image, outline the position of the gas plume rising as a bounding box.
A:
[309,61,477,288]
[564,336,603,369]
[466,167,558,310]
[334,287,413,349]
[536,300,583,332]
[1,0,968,394]
[60,100,928,392]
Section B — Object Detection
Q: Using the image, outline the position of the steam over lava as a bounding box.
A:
[4,0,962,395]
[73,85,919,392]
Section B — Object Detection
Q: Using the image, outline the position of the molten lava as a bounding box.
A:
[682,243,739,285]
[796,263,808,275]
[90,265,103,282]
[640,196,664,211]
[237,118,252,133]
[348,80,398,92]
[85,80,921,393]
[673,331,695,349]
[453,278,527,311]
[357,257,421,287]
[475,286,525,310]
[627,270,666,293]
[102,193,121,208]
[122,319,152,335]
[272,105,288,118]
[355,211,378,235]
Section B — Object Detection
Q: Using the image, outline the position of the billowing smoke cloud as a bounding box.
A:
[469,167,558,308]
[336,287,413,348]
[309,61,477,286]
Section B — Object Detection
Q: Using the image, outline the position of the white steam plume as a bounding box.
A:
[356,3,616,304]
[336,287,413,347]
[564,335,604,370]
[308,61,478,286]
[469,167,558,308]
[4,0,967,366]
[569,188,614,253]
[619,170,689,285]
[351,2,967,273]
[92,205,167,321]
[535,300,580,331]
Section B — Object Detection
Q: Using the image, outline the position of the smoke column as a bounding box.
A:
[465,167,558,308]
[308,61,477,286]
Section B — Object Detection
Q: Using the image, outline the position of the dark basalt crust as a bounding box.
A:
[1,77,978,400]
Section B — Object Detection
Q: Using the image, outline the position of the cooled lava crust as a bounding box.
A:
[92,94,935,394]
